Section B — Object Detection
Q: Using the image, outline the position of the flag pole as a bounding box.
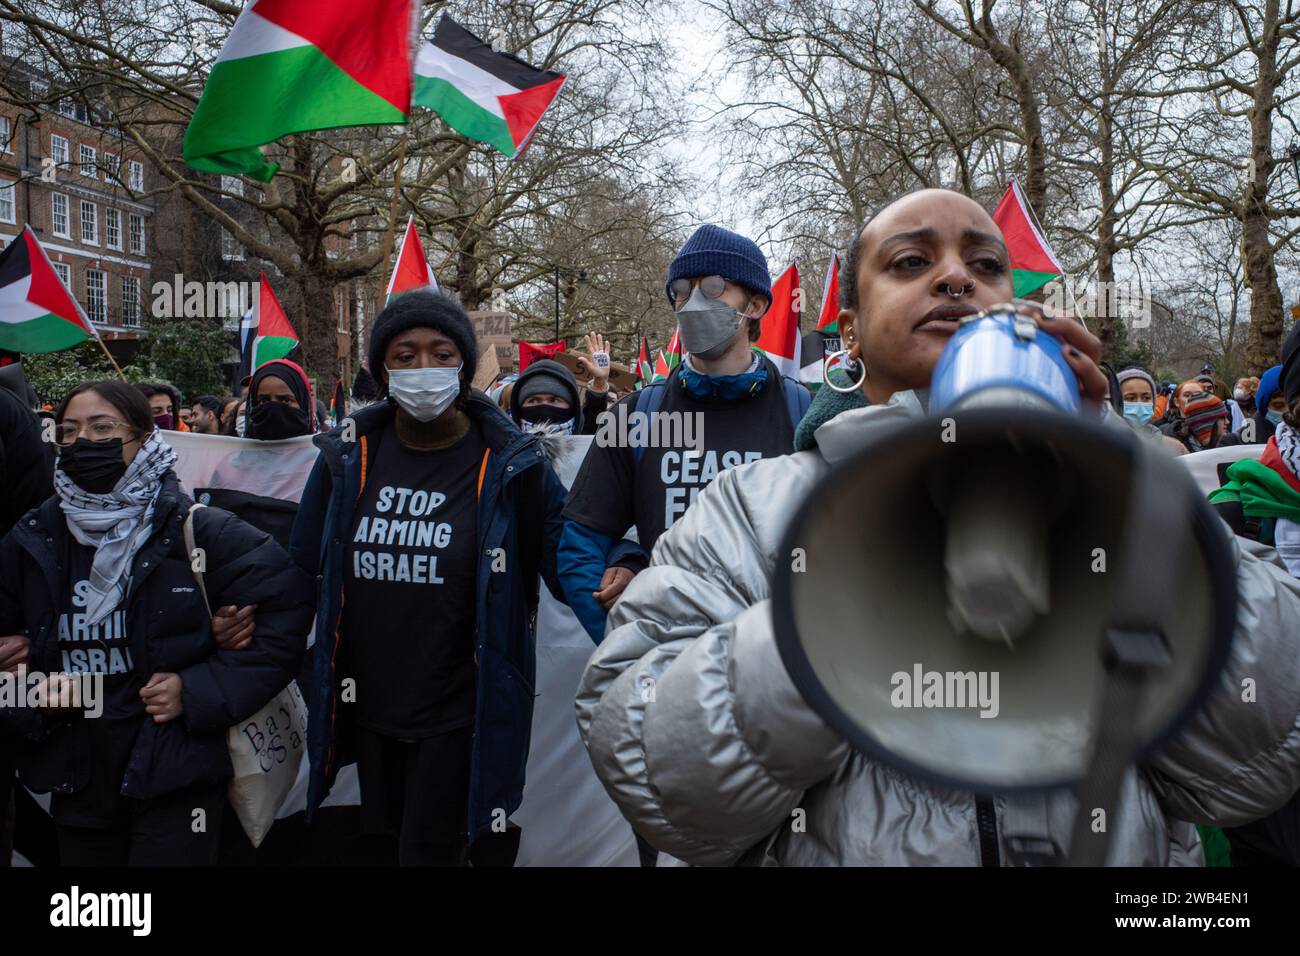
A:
[93,335,128,381]
[378,131,410,287]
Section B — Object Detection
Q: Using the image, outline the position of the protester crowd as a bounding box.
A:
[2,188,1300,868]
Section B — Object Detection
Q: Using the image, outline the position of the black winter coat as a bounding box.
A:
[0,473,313,801]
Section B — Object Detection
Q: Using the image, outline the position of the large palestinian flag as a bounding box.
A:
[992,178,1064,297]
[0,225,95,353]
[184,0,418,182]
[237,273,299,382]
[414,15,566,158]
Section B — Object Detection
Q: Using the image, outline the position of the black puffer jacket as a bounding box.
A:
[0,375,51,538]
[0,473,313,801]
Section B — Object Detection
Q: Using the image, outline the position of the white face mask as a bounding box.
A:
[235,414,247,437]
[386,364,462,422]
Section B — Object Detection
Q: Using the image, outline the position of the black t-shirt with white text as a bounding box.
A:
[341,421,482,739]
[48,539,144,827]
[564,359,796,552]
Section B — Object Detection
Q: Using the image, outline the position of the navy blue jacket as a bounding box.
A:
[289,394,567,844]
[0,474,312,800]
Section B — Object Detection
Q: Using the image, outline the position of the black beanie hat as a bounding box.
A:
[367,290,478,392]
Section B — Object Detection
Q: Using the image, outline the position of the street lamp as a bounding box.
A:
[1289,142,1300,188]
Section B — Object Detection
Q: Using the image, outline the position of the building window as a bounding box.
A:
[0,180,14,224]
[220,226,243,261]
[50,134,68,167]
[0,117,10,154]
[79,144,97,179]
[104,152,119,182]
[121,276,140,328]
[80,200,98,245]
[85,269,105,325]
[51,261,70,288]
[128,213,144,255]
[221,175,243,197]
[105,207,121,250]
[51,193,69,238]
[128,160,143,191]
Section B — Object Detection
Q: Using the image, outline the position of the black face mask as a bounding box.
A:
[58,437,128,494]
[247,400,310,440]
[518,403,574,427]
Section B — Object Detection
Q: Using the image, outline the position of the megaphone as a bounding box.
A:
[773,304,1237,864]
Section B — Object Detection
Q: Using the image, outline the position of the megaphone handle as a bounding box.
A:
[1067,629,1169,866]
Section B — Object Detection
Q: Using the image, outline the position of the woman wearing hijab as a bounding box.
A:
[576,188,1300,866]
[0,381,311,865]
[244,360,316,441]
[290,291,567,866]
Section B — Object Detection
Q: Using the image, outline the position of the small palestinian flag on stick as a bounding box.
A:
[992,178,1064,297]
[0,225,96,353]
[636,335,652,387]
[755,261,802,378]
[386,215,439,304]
[237,272,299,383]
[664,327,682,368]
[816,253,840,332]
[651,350,671,383]
[414,15,566,158]
[330,378,345,426]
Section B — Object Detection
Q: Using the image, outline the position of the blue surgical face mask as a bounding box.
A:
[386,364,462,422]
[1123,401,1154,425]
[1267,409,1284,426]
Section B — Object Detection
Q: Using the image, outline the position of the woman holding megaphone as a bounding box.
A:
[576,188,1300,867]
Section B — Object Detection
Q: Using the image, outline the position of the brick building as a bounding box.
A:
[0,59,154,364]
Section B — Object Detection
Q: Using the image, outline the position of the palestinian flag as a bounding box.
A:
[518,339,565,373]
[664,327,682,368]
[0,225,96,353]
[817,253,840,332]
[992,178,1064,297]
[238,272,299,382]
[184,0,418,182]
[330,379,345,426]
[651,350,671,383]
[755,262,801,378]
[414,15,566,158]
[386,215,439,304]
[636,335,652,386]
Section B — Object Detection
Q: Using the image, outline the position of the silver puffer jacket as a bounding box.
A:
[575,390,1300,866]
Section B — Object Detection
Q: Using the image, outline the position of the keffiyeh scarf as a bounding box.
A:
[54,429,178,626]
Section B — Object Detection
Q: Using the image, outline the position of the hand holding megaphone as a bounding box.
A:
[1003,299,1109,405]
